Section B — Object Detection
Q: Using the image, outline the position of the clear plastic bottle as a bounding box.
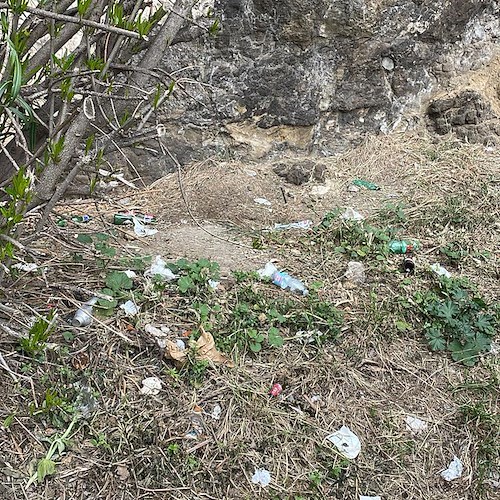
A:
[258,262,308,295]
[72,297,98,327]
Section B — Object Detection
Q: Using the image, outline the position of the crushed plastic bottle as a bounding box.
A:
[389,240,419,254]
[113,213,156,225]
[258,262,308,295]
[57,215,91,226]
[352,179,380,190]
[72,297,98,327]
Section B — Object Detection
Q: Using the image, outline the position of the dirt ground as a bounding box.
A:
[0,132,498,499]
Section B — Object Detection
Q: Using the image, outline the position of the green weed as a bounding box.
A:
[19,311,57,356]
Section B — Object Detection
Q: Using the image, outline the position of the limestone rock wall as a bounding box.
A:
[146,0,499,175]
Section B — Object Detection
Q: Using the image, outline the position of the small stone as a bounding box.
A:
[381,56,395,71]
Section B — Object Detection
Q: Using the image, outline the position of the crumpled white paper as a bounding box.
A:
[360,496,382,500]
[405,415,428,434]
[140,377,162,396]
[133,217,158,237]
[430,263,451,278]
[440,455,463,481]
[326,425,361,459]
[144,256,177,280]
[145,324,170,349]
[210,404,222,420]
[251,468,271,487]
[12,262,38,272]
[345,261,366,284]
[254,197,271,206]
[341,207,365,221]
[119,300,139,316]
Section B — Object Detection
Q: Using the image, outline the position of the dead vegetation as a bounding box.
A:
[0,132,498,499]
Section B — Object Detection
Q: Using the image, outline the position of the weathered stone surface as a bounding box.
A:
[149,0,500,173]
[273,161,326,185]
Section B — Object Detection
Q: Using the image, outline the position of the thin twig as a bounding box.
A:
[0,3,145,40]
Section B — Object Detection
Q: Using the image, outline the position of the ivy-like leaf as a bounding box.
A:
[425,326,446,351]
[449,340,480,366]
[436,300,459,323]
[178,276,194,293]
[475,314,495,335]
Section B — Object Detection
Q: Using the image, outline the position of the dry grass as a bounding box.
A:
[0,131,498,499]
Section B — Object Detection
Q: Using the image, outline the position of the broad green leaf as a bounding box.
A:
[476,314,495,335]
[249,342,261,352]
[105,271,133,291]
[268,327,284,348]
[178,276,194,293]
[76,234,93,244]
[449,340,479,366]
[425,326,446,351]
[37,458,56,482]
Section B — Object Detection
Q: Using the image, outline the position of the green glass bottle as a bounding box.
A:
[389,240,419,254]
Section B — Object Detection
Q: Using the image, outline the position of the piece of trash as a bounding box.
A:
[123,270,137,278]
[341,207,364,221]
[164,326,234,367]
[352,179,380,190]
[208,279,219,289]
[185,411,204,440]
[133,217,158,237]
[257,262,308,295]
[347,184,360,192]
[273,220,313,230]
[72,297,98,327]
[12,262,38,272]
[119,300,139,316]
[140,376,162,396]
[252,468,271,487]
[245,169,257,177]
[74,382,98,417]
[269,383,283,397]
[145,323,170,349]
[490,341,500,355]
[359,496,382,500]
[405,415,428,434]
[389,240,419,254]
[113,213,156,225]
[440,455,463,481]
[57,215,91,227]
[326,425,361,459]
[310,185,330,197]
[145,255,177,280]
[431,263,451,278]
[210,404,222,420]
[254,197,271,206]
[344,261,366,284]
[402,257,415,274]
[175,339,186,350]
[311,395,321,403]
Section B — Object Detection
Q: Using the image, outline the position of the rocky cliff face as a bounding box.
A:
[146,0,499,176]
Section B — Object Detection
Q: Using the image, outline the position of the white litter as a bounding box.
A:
[405,416,428,434]
[133,217,158,237]
[251,468,271,487]
[310,185,330,197]
[326,425,361,459]
[254,197,271,206]
[430,263,451,278]
[360,496,381,500]
[145,256,177,280]
[12,263,38,272]
[490,341,500,355]
[208,279,219,289]
[440,455,463,481]
[348,184,360,192]
[175,339,186,350]
[341,207,365,221]
[140,377,162,396]
[123,270,137,278]
[345,261,366,284]
[273,220,313,230]
[210,404,222,420]
[145,324,170,349]
[119,300,139,316]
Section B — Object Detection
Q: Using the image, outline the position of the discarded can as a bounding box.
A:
[113,213,156,225]
[352,179,380,190]
[269,383,283,397]
[402,257,415,274]
[57,215,91,226]
[389,240,419,254]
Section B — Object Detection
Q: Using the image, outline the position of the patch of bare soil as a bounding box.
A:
[0,132,498,500]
